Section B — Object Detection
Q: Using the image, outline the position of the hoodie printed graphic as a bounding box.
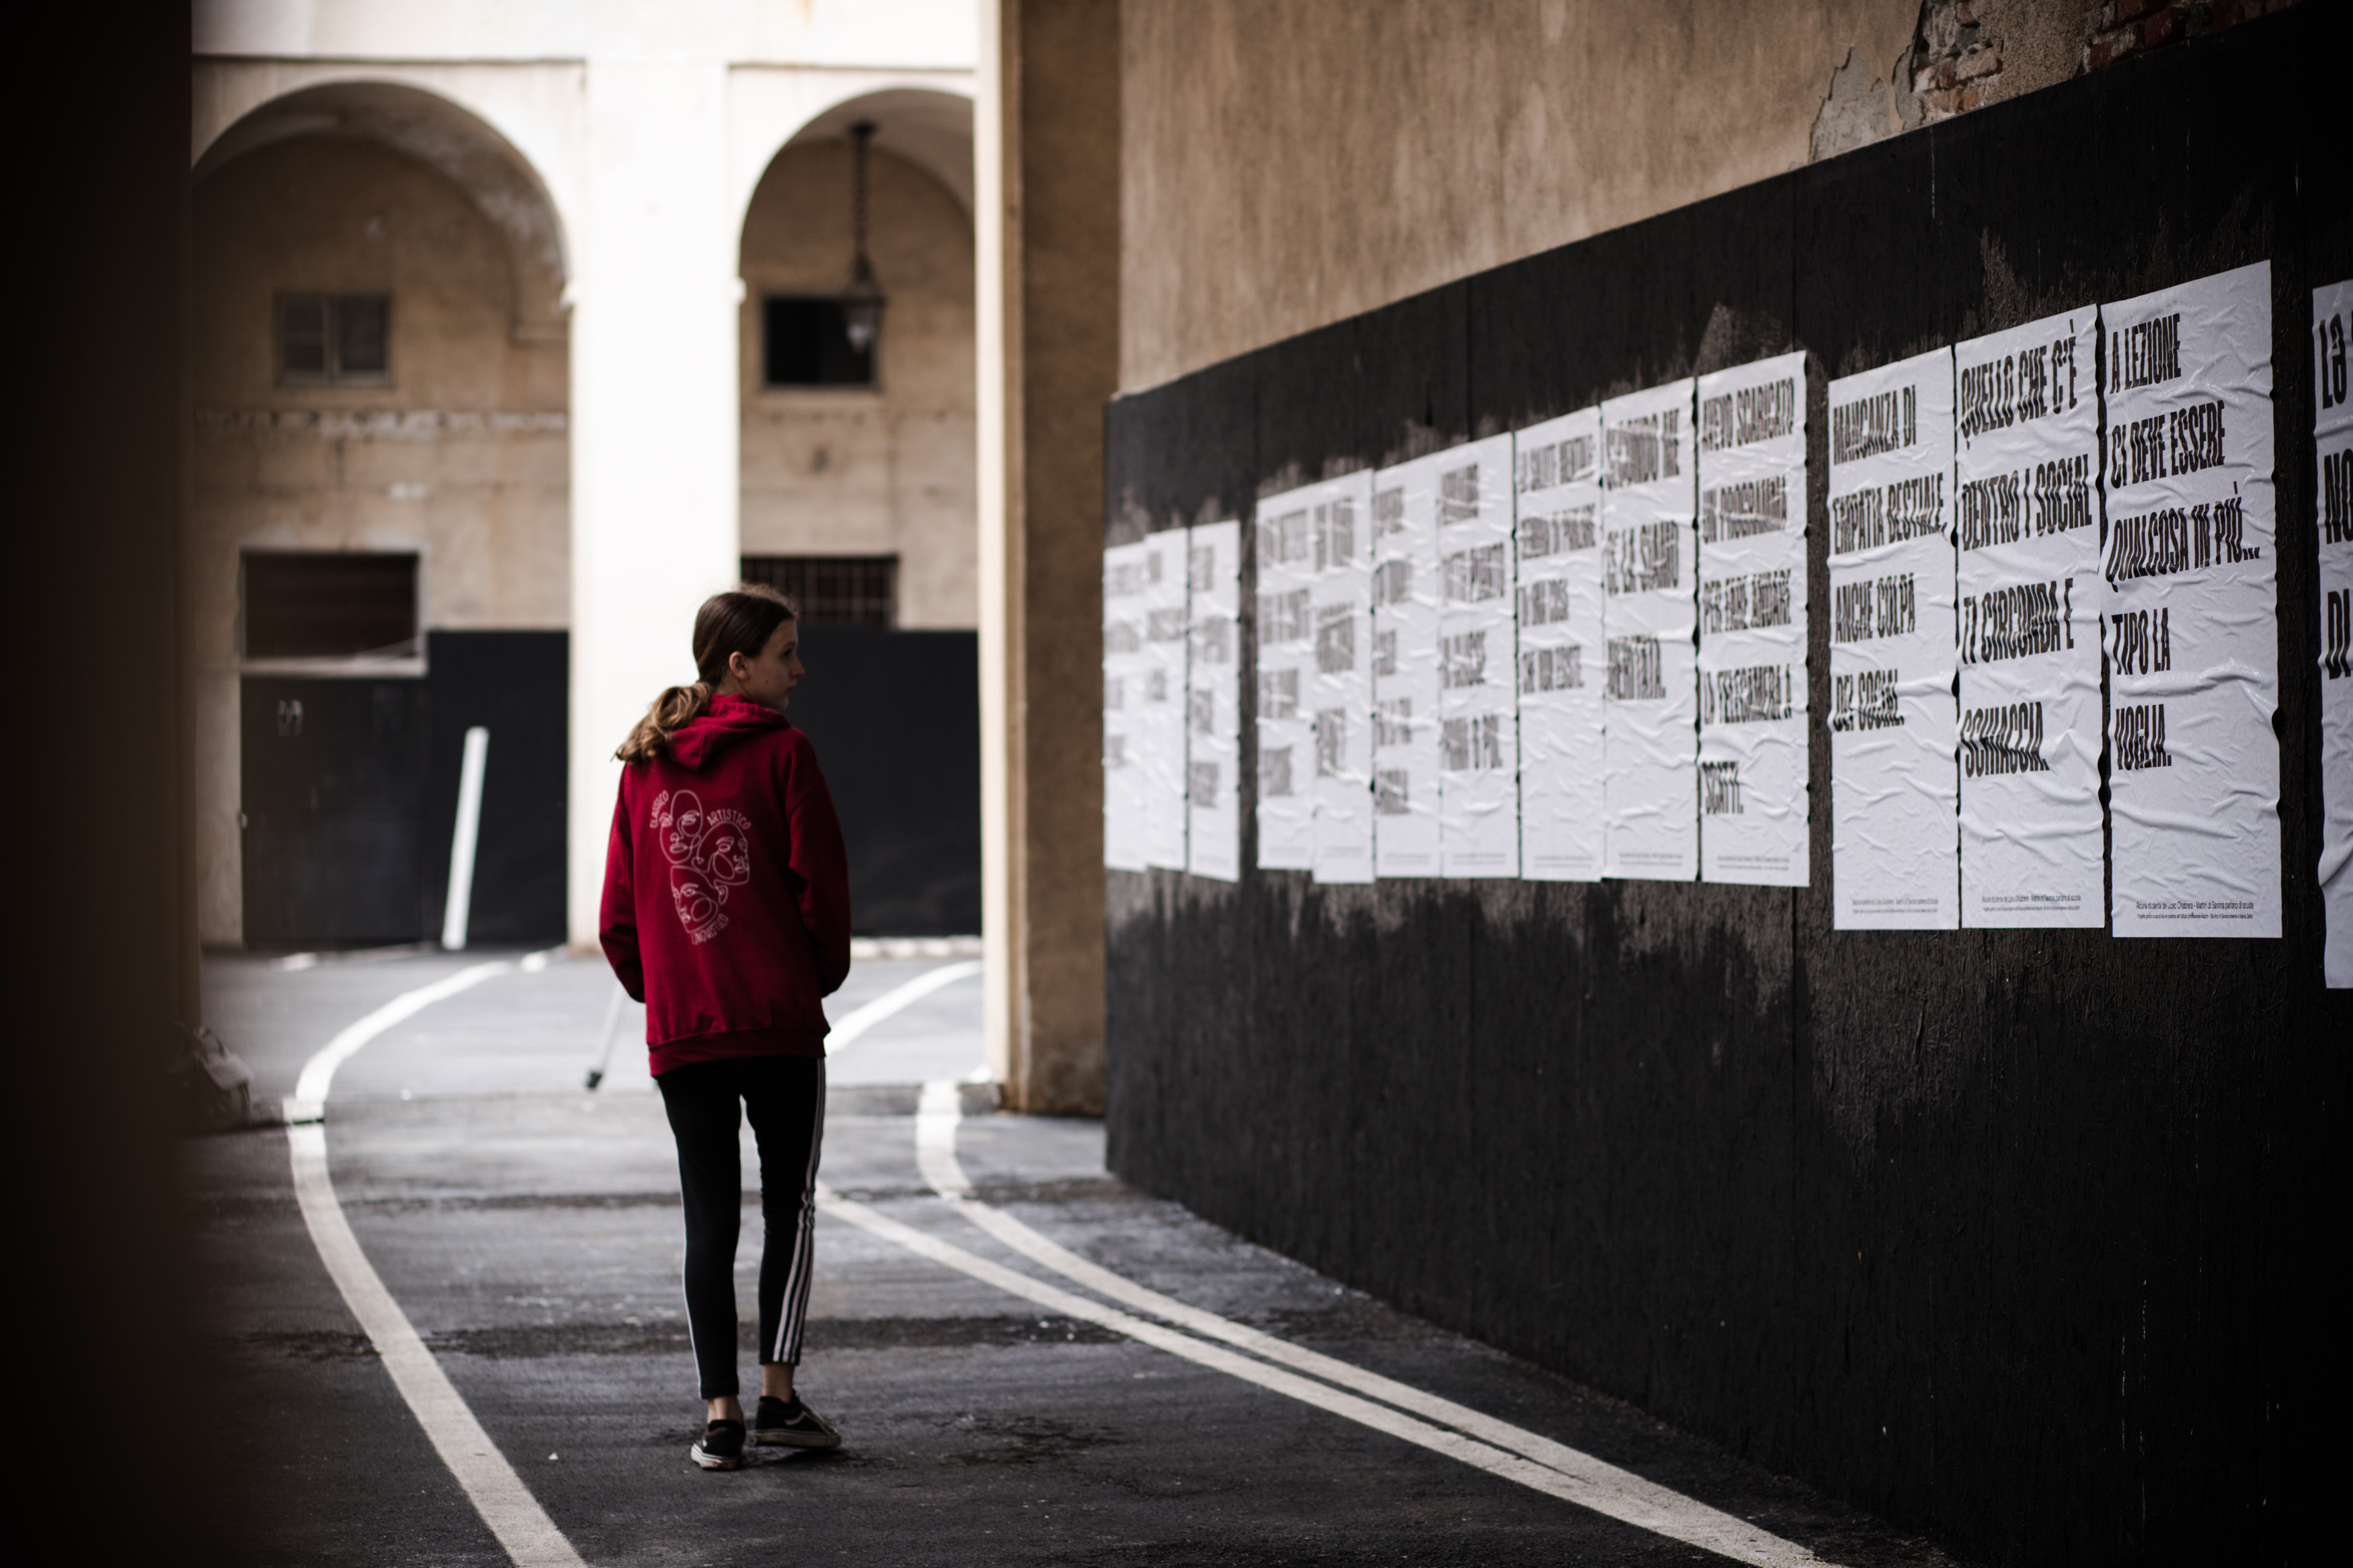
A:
[600,694,852,1073]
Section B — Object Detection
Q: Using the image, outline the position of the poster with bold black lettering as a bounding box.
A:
[1955,308,2104,927]
[1371,452,1446,877]
[1140,528,1191,871]
[1185,520,1241,882]
[1102,540,1150,872]
[1829,347,1958,928]
[1301,471,1378,886]
[2103,263,2279,938]
[1601,379,1699,881]
[1696,352,1808,886]
[1513,408,1606,881]
[1435,435,1520,878]
[2319,280,2353,983]
[1254,487,1318,871]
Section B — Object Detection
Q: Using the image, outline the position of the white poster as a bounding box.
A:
[1955,308,2104,928]
[1300,472,1378,885]
[1696,352,1810,886]
[1601,378,1699,881]
[1514,409,1607,880]
[1186,520,1242,882]
[1254,496,1317,870]
[1371,453,1443,876]
[2317,279,2353,983]
[2102,263,2280,937]
[1101,540,1149,872]
[1437,435,1521,877]
[1828,347,1960,929]
[1139,528,1191,871]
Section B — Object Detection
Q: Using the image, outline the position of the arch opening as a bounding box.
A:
[192,81,573,950]
[737,86,980,936]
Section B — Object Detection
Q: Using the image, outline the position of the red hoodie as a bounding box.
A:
[600,694,852,1074]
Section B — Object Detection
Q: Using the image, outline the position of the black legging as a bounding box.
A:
[655,1055,826,1400]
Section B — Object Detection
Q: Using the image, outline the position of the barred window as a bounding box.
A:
[740,556,898,626]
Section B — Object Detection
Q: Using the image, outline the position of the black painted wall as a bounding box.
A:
[785,624,982,935]
[1102,13,2348,1564]
[422,630,569,946]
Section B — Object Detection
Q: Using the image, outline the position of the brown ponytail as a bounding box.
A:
[615,583,799,762]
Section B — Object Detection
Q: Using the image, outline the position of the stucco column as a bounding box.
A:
[568,56,742,946]
[978,0,1119,1112]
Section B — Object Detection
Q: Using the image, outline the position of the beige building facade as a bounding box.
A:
[189,0,978,950]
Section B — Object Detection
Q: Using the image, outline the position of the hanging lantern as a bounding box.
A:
[842,120,886,356]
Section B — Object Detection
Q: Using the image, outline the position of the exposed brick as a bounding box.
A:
[2087,39,2116,69]
[1958,84,1983,112]
[1955,46,2003,80]
[2143,7,2184,46]
[2110,0,2158,24]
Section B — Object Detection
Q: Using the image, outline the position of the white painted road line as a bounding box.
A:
[290,1124,586,1567]
[908,1080,1825,1568]
[286,960,514,1122]
[286,960,586,1568]
[824,958,983,1056]
[815,1184,1704,1527]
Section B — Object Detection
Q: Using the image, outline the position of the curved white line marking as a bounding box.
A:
[824,958,982,1056]
[905,1081,1823,1567]
[286,959,585,1568]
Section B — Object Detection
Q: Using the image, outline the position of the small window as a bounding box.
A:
[762,297,875,387]
[243,552,419,659]
[740,556,897,627]
[278,293,391,385]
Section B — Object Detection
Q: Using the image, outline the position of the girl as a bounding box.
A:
[600,583,851,1471]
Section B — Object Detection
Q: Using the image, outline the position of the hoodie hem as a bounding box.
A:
[650,1026,827,1077]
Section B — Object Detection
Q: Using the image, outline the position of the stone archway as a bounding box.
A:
[192,82,573,948]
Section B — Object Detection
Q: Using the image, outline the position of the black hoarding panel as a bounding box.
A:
[1103,9,2348,1563]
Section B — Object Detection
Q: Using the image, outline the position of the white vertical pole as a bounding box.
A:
[442,726,491,952]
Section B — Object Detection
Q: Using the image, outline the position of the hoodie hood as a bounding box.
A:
[669,692,789,770]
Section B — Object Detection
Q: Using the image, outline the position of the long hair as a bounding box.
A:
[615,583,799,762]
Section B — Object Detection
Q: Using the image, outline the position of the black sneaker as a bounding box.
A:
[690,1417,746,1470]
[752,1395,842,1449]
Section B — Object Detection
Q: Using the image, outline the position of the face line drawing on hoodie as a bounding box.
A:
[651,787,754,944]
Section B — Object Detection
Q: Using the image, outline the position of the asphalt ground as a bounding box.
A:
[190,948,1960,1566]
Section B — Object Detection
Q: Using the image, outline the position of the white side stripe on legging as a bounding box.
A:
[772,1063,829,1363]
[286,955,584,1568]
[895,1081,1825,1567]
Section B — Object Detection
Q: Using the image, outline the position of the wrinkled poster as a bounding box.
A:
[1300,472,1378,885]
[1185,520,1241,882]
[2318,278,2353,983]
[1436,436,1521,877]
[1513,409,1606,881]
[1101,540,1149,872]
[2102,263,2280,937]
[1139,528,1191,870]
[1696,352,1809,886]
[1828,347,1959,928]
[1955,308,2104,927]
[1371,452,1445,877]
[1601,379,1699,881]
[1254,491,1317,870]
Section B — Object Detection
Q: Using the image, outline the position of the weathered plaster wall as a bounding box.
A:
[191,134,569,944]
[739,141,978,629]
[1118,0,1920,390]
[1117,0,2312,392]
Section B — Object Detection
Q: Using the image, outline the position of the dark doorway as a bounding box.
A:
[784,624,980,935]
[241,677,430,948]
